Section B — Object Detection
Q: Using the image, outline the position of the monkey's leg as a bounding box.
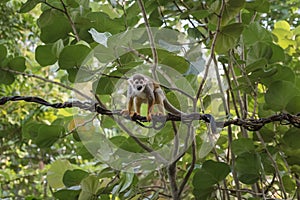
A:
[154,88,165,115]
[147,100,155,121]
[135,98,142,116]
[121,97,134,116]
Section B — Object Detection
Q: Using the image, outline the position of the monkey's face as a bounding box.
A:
[129,76,148,95]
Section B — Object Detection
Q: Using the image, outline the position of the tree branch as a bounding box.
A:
[0,96,299,130]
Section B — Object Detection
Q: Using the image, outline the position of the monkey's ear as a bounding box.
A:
[128,77,133,85]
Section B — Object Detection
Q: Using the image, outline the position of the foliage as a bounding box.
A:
[0,0,300,199]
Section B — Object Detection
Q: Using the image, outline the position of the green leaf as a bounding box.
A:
[235,152,261,184]
[282,175,296,193]
[47,160,74,189]
[260,65,295,86]
[35,124,64,148]
[242,22,273,45]
[110,136,146,153]
[19,0,42,13]
[63,169,89,187]
[269,44,285,63]
[93,44,116,63]
[225,0,245,23]
[67,67,94,83]
[92,76,116,95]
[22,122,42,139]
[232,138,255,156]
[35,44,57,66]
[0,44,7,61]
[8,56,26,72]
[79,175,101,200]
[58,44,92,70]
[245,0,270,13]
[54,189,81,200]
[120,173,134,192]
[38,9,72,43]
[0,70,14,85]
[286,96,300,114]
[215,23,243,54]
[282,128,300,149]
[265,80,298,111]
[247,42,273,66]
[193,160,230,189]
[274,20,290,31]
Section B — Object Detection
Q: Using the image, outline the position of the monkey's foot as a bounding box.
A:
[121,110,134,116]
[146,114,152,122]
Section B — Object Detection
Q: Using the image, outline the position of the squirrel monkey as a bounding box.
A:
[122,74,183,121]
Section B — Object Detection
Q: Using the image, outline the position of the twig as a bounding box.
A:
[178,136,196,197]
[59,0,80,42]
[195,0,226,101]
[256,131,287,199]
[0,68,92,101]
[137,0,158,80]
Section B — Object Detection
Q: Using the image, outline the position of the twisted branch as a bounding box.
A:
[1,96,299,130]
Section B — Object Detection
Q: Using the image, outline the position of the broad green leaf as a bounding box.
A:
[193,160,230,189]
[260,65,295,86]
[110,136,146,153]
[58,44,92,70]
[217,0,245,25]
[22,122,42,139]
[38,9,72,43]
[47,160,74,189]
[215,23,243,54]
[245,0,270,13]
[79,175,101,200]
[242,22,273,45]
[282,128,300,149]
[265,80,298,111]
[247,42,273,66]
[66,0,79,8]
[93,44,116,63]
[286,96,300,114]
[8,56,26,72]
[36,124,64,148]
[0,70,14,85]
[92,76,116,95]
[63,169,89,187]
[235,152,261,184]
[35,45,57,66]
[54,189,81,200]
[274,20,290,31]
[282,175,296,194]
[86,12,124,34]
[120,173,134,192]
[269,44,285,63]
[232,138,255,156]
[138,49,189,73]
[19,0,42,13]
[0,44,7,61]
[193,186,214,200]
[67,67,94,83]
